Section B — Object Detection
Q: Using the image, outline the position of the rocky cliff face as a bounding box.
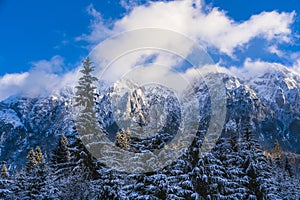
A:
[243,66,300,152]
[1,66,300,169]
[0,89,75,169]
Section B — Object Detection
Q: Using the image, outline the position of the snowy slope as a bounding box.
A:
[0,90,75,169]
[1,64,300,169]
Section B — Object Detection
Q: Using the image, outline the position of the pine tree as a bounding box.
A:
[166,158,195,200]
[193,139,229,200]
[73,57,104,169]
[273,139,281,158]
[74,57,100,145]
[1,164,8,179]
[60,135,100,199]
[144,170,168,199]
[70,57,108,198]
[24,146,48,199]
[284,156,293,177]
[240,128,279,199]
[116,128,131,149]
[222,135,249,199]
[11,170,27,199]
[43,134,73,198]
[51,134,71,166]
[0,163,12,199]
[26,148,37,172]
[35,146,45,164]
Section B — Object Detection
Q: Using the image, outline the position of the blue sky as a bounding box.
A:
[0,0,299,76]
[207,0,300,67]
[0,0,300,100]
[0,0,123,75]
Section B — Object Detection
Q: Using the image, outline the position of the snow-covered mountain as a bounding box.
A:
[1,65,300,169]
[0,89,75,169]
[244,66,300,152]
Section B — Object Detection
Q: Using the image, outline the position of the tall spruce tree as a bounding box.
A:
[73,57,103,168]
[67,57,102,198]
[26,148,37,172]
[43,134,72,198]
[239,128,279,199]
[23,146,48,199]
[74,57,99,143]
[0,163,12,199]
[51,134,71,166]
[1,164,8,179]
[73,57,101,174]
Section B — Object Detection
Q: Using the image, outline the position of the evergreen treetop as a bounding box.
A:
[74,57,100,141]
[51,134,71,165]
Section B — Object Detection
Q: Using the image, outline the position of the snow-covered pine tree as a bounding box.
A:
[22,146,48,199]
[193,148,227,200]
[73,58,100,168]
[60,135,100,199]
[143,170,168,199]
[11,170,28,199]
[166,158,195,200]
[74,57,100,146]
[0,163,12,199]
[70,135,99,179]
[284,156,293,178]
[68,56,109,198]
[42,134,73,198]
[192,157,208,199]
[271,153,300,199]
[221,135,250,199]
[120,173,148,199]
[116,128,131,149]
[51,133,71,165]
[240,127,279,199]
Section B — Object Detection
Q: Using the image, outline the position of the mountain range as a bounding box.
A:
[1,65,300,169]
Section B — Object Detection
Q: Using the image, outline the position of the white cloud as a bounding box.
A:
[0,72,29,86]
[80,0,295,56]
[268,45,284,57]
[229,58,300,81]
[292,59,300,73]
[1,0,298,101]
[30,55,64,73]
[77,0,295,88]
[75,4,112,45]
[230,58,274,80]
[120,0,147,11]
[0,56,77,101]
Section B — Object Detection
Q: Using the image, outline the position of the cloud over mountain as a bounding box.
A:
[0,0,299,101]
[0,56,77,100]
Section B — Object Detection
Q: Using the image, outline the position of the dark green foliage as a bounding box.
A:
[51,134,70,166]
[192,126,281,199]
[1,164,8,179]
[0,163,12,199]
[2,116,300,199]
[26,148,37,172]
[284,157,293,177]
[13,147,48,199]
[273,139,282,158]
[74,57,100,141]
[116,128,131,149]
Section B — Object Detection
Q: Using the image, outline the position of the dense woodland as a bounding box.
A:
[0,129,299,199]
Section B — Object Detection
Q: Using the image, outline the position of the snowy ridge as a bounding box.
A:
[0,64,300,169]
